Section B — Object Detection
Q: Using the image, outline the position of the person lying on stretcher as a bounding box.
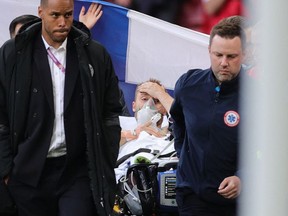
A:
[116,79,175,181]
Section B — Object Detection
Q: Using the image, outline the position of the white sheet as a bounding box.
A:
[115,131,175,181]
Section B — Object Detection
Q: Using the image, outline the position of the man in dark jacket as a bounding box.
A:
[170,18,247,216]
[0,0,122,215]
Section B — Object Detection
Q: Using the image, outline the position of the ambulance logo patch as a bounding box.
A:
[224,111,240,127]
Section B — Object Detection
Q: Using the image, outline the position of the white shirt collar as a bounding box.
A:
[42,36,67,51]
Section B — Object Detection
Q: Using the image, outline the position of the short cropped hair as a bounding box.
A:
[40,0,47,6]
[209,17,247,50]
[9,14,38,38]
[41,0,75,7]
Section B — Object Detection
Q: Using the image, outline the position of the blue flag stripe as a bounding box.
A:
[74,0,129,82]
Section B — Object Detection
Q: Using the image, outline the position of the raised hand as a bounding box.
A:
[79,3,103,30]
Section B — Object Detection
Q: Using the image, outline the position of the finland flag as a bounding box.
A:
[74,0,210,112]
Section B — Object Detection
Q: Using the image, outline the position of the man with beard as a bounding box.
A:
[170,17,247,216]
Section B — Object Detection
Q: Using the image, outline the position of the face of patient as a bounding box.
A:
[132,91,166,116]
[132,85,166,127]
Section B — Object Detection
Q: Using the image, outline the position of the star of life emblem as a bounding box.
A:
[224,111,240,127]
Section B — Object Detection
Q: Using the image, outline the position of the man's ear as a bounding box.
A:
[38,6,43,18]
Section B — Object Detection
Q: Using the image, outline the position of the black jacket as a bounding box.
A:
[0,20,122,215]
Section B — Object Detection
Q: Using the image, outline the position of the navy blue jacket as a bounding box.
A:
[170,68,242,205]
